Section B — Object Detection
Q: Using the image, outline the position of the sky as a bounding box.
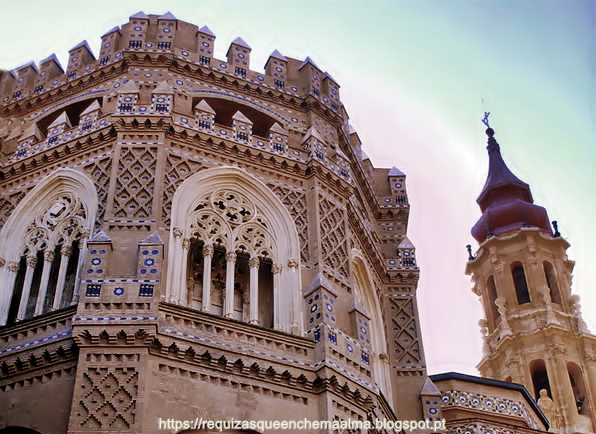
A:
[1,0,594,376]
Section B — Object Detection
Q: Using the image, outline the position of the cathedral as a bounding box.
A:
[0,11,594,434]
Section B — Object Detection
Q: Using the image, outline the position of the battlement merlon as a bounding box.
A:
[0,12,341,107]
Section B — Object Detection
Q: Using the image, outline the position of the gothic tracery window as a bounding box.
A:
[0,169,97,326]
[168,167,301,334]
[5,193,86,324]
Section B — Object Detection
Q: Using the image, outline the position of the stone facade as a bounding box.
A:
[1,11,592,434]
[463,128,596,434]
[0,12,429,434]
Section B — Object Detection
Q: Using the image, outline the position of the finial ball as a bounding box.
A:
[485,128,495,137]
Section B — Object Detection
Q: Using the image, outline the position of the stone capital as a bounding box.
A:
[8,261,19,273]
[288,258,299,269]
[182,239,190,249]
[0,258,5,268]
[61,245,72,257]
[225,252,237,263]
[44,250,55,263]
[202,245,214,257]
[272,263,283,274]
[80,228,91,240]
[26,255,38,268]
[249,257,260,269]
[173,227,183,238]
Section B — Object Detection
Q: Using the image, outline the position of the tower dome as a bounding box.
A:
[471,127,552,243]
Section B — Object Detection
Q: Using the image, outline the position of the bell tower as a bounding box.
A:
[465,120,596,434]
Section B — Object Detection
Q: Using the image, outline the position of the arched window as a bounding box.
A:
[568,362,587,415]
[543,261,561,304]
[167,167,301,334]
[0,169,97,326]
[487,276,500,328]
[530,359,552,400]
[511,262,531,305]
[351,251,393,403]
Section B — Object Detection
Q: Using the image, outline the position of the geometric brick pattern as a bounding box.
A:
[0,190,27,229]
[267,182,309,263]
[162,153,204,228]
[319,194,348,280]
[83,156,112,229]
[74,366,138,430]
[388,297,421,366]
[112,147,156,218]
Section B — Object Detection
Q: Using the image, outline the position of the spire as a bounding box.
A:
[471,121,552,243]
[476,127,532,212]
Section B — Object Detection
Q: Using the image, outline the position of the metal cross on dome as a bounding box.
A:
[482,111,491,128]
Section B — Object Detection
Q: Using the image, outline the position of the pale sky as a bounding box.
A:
[2,0,594,376]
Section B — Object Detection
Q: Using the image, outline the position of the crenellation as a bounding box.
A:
[0,13,439,432]
[67,41,96,77]
[99,27,122,66]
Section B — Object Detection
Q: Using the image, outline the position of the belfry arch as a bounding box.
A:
[166,166,303,334]
[0,168,97,325]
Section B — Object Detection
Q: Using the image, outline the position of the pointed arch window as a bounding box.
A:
[511,262,530,305]
[0,169,97,326]
[543,261,561,304]
[167,167,302,334]
[351,253,393,402]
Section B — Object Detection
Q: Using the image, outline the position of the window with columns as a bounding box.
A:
[167,167,302,334]
[0,169,97,326]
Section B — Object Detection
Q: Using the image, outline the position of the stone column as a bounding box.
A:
[248,257,260,325]
[224,252,237,318]
[72,229,90,305]
[547,348,577,427]
[52,245,72,310]
[17,255,38,321]
[179,238,190,306]
[288,258,299,333]
[585,356,596,420]
[0,261,19,325]
[202,245,213,313]
[170,228,183,304]
[35,250,55,315]
[272,263,282,331]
